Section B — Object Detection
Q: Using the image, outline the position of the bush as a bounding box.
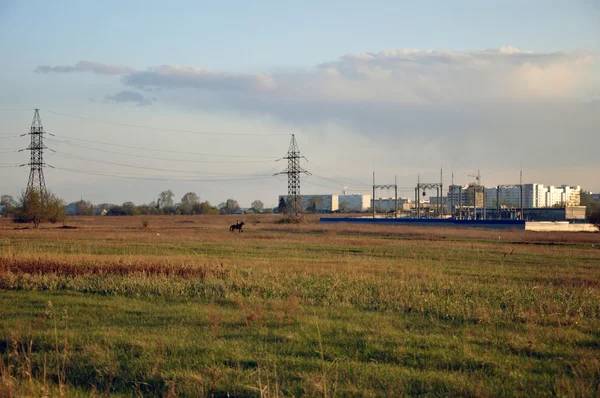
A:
[276,215,306,224]
[13,189,66,227]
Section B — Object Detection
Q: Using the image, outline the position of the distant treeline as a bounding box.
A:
[0,190,272,228]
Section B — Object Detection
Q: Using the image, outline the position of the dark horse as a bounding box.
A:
[230,221,245,233]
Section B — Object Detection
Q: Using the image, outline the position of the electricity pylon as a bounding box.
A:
[24,109,48,198]
[275,134,310,215]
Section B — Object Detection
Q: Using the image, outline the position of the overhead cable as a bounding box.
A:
[50,134,278,159]
[51,166,276,183]
[47,110,290,136]
[47,138,275,164]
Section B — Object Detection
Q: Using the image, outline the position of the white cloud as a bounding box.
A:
[32,47,599,177]
[104,90,154,106]
[106,46,595,108]
[35,60,135,75]
[123,65,277,92]
[310,47,593,102]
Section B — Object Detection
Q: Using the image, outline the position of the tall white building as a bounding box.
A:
[448,185,484,208]
[483,184,580,208]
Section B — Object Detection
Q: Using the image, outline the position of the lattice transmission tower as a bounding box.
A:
[24,109,48,198]
[275,134,310,215]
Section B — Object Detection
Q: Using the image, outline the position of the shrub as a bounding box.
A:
[13,189,66,227]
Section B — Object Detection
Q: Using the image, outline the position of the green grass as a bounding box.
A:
[1,216,599,396]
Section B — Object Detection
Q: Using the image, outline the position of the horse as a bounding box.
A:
[229,221,245,233]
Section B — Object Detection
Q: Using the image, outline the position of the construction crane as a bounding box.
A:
[468,170,481,186]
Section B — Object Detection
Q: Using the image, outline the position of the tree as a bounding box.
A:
[46,194,67,224]
[191,201,219,215]
[180,192,200,215]
[121,201,140,216]
[1,195,16,206]
[1,194,16,217]
[339,200,350,213]
[158,190,175,213]
[136,203,160,215]
[218,199,240,214]
[582,192,600,226]
[278,197,287,214]
[13,189,65,227]
[69,199,94,216]
[307,196,323,213]
[251,200,264,213]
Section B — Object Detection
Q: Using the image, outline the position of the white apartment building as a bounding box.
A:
[339,194,371,212]
[447,185,484,208]
[371,197,412,212]
[483,184,580,208]
[278,194,339,212]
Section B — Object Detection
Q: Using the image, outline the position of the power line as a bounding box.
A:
[47,138,275,164]
[47,110,290,136]
[51,166,276,182]
[51,151,275,176]
[47,165,268,178]
[306,160,371,187]
[50,134,278,159]
[310,173,369,190]
[302,179,347,192]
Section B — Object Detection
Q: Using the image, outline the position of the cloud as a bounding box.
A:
[35,60,134,75]
[123,65,276,92]
[111,47,594,110]
[309,47,593,102]
[34,47,599,169]
[104,90,153,106]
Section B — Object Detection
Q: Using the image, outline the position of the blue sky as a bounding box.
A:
[1,1,599,206]
[2,1,598,70]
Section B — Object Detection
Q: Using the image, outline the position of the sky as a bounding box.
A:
[1,1,599,207]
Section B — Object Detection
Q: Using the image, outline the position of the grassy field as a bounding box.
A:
[1,215,599,397]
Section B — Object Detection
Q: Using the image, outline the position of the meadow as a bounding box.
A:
[0,215,599,397]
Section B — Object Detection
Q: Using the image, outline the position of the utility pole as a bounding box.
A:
[372,172,397,219]
[373,171,375,219]
[395,175,398,217]
[275,134,310,216]
[450,168,454,219]
[22,109,48,199]
[440,167,444,218]
[520,168,524,220]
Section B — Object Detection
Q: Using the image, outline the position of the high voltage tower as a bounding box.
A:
[22,109,49,198]
[275,134,310,215]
